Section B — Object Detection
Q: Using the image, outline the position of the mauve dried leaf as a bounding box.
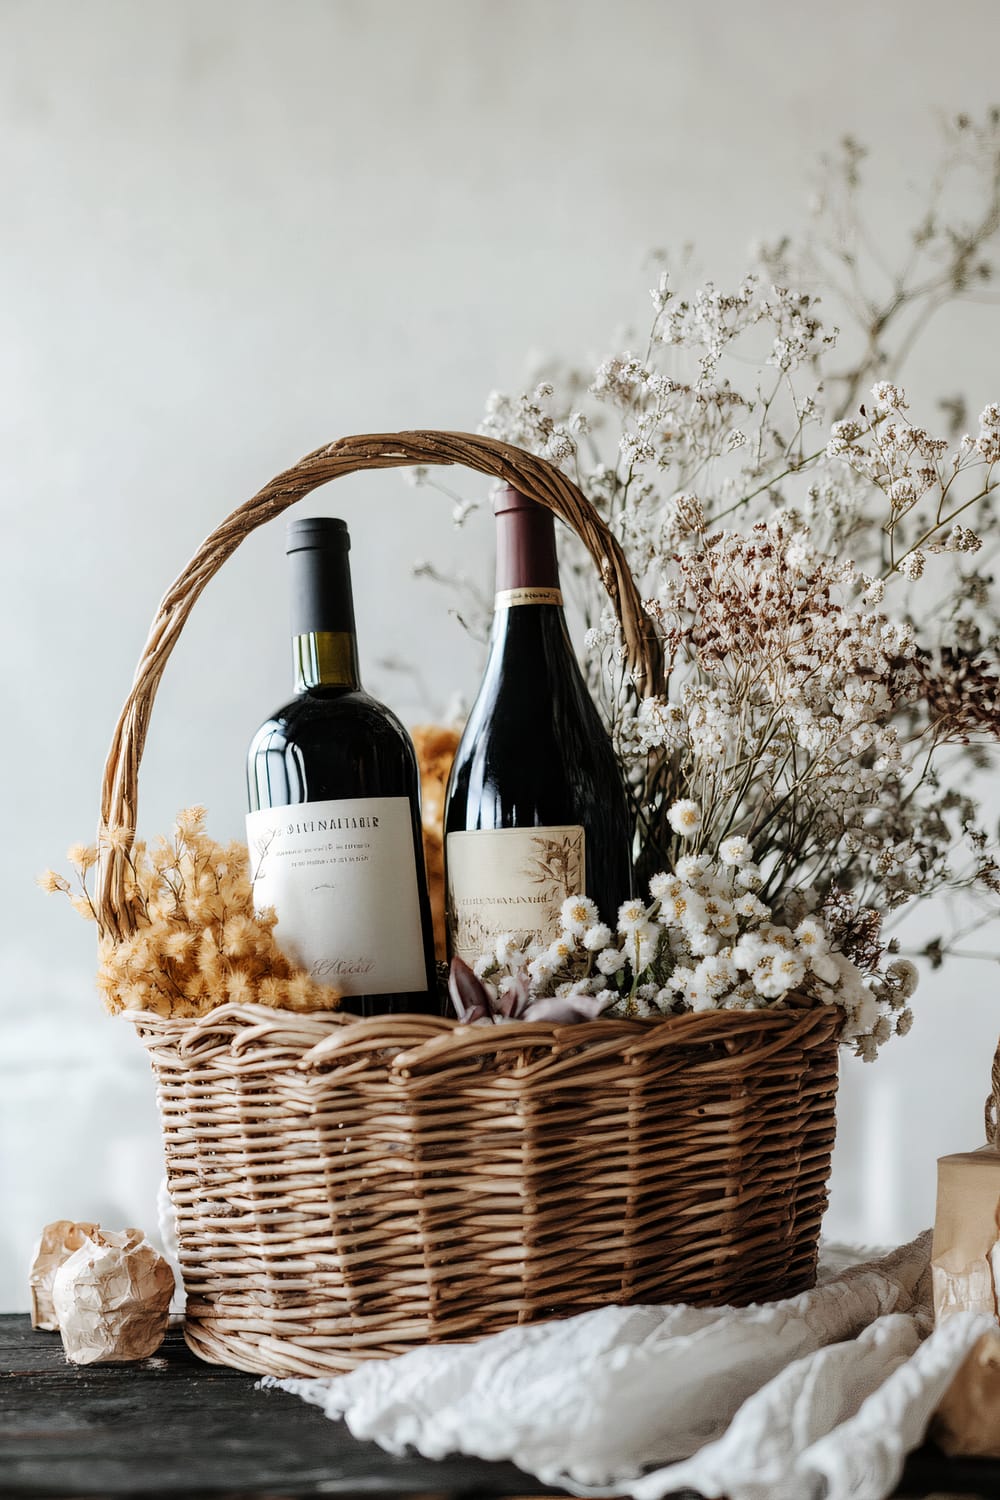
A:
[494,971,533,1018]
[447,959,611,1026]
[520,993,611,1023]
[448,956,493,1022]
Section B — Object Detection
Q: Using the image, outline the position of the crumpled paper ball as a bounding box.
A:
[37,1223,175,1364]
[29,1220,99,1331]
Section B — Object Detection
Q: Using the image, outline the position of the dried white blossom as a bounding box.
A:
[667,800,702,837]
[560,896,599,936]
[719,836,752,867]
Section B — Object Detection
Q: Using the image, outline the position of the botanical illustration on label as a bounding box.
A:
[494,586,564,609]
[245,796,426,996]
[446,824,585,965]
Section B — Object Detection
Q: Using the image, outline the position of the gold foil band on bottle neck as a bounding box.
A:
[494,586,564,609]
[294,631,359,690]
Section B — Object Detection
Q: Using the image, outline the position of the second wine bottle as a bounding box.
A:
[444,485,633,965]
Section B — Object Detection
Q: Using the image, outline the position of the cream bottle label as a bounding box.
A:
[446,824,585,965]
[246,796,427,995]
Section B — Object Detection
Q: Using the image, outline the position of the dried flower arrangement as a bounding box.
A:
[39,807,340,1018]
[457,849,919,1056]
[420,113,1000,1058]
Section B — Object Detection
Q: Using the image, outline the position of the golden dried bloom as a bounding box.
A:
[162,930,195,961]
[66,843,98,873]
[136,986,170,1017]
[196,929,223,986]
[284,971,319,1012]
[257,976,284,1007]
[225,972,254,1006]
[183,892,213,928]
[37,869,70,894]
[221,915,259,958]
[174,806,208,840]
[412,723,461,962]
[149,837,177,872]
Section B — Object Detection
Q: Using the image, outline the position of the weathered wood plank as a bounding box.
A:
[0,1317,567,1498]
[4,1315,999,1498]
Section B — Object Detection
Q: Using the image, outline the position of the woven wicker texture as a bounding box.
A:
[134,1002,840,1377]
[96,431,841,1375]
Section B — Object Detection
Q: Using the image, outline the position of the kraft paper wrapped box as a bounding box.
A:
[932,1144,1000,1323]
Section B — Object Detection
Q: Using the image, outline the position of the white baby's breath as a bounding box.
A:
[719,836,752,868]
[596,947,627,976]
[582,922,613,951]
[495,932,522,965]
[667,800,702,837]
[617,899,650,936]
[560,895,599,936]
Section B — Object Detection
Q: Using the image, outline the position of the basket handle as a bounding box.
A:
[986,1035,1000,1145]
[96,431,664,941]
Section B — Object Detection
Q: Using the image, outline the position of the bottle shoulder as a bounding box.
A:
[250,687,413,750]
[247,687,420,811]
[445,607,629,835]
[457,609,610,743]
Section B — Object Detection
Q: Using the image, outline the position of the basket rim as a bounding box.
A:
[124,997,843,1071]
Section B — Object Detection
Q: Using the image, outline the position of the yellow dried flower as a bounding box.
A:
[51,808,342,1021]
[95,963,118,998]
[225,972,254,1006]
[221,915,260,957]
[284,971,324,1013]
[257,976,284,1007]
[174,806,207,839]
[66,843,98,873]
[149,836,175,870]
[162,930,195,961]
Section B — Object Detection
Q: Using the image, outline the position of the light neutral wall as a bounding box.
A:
[2,0,999,1307]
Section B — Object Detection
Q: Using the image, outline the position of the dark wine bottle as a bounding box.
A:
[246,517,437,1015]
[444,486,633,965]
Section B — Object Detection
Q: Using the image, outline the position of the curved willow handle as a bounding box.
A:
[987,1037,1000,1145]
[96,430,664,940]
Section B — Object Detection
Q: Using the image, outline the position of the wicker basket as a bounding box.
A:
[95,431,841,1377]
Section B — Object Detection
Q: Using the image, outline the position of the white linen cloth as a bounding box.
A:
[265,1232,993,1500]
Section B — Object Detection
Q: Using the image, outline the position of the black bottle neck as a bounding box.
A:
[287,521,361,692]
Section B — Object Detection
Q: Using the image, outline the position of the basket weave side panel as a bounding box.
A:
[137,1005,841,1377]
[97,431,664,942]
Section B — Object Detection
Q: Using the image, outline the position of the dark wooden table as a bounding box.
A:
[2,1315,998,1499]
